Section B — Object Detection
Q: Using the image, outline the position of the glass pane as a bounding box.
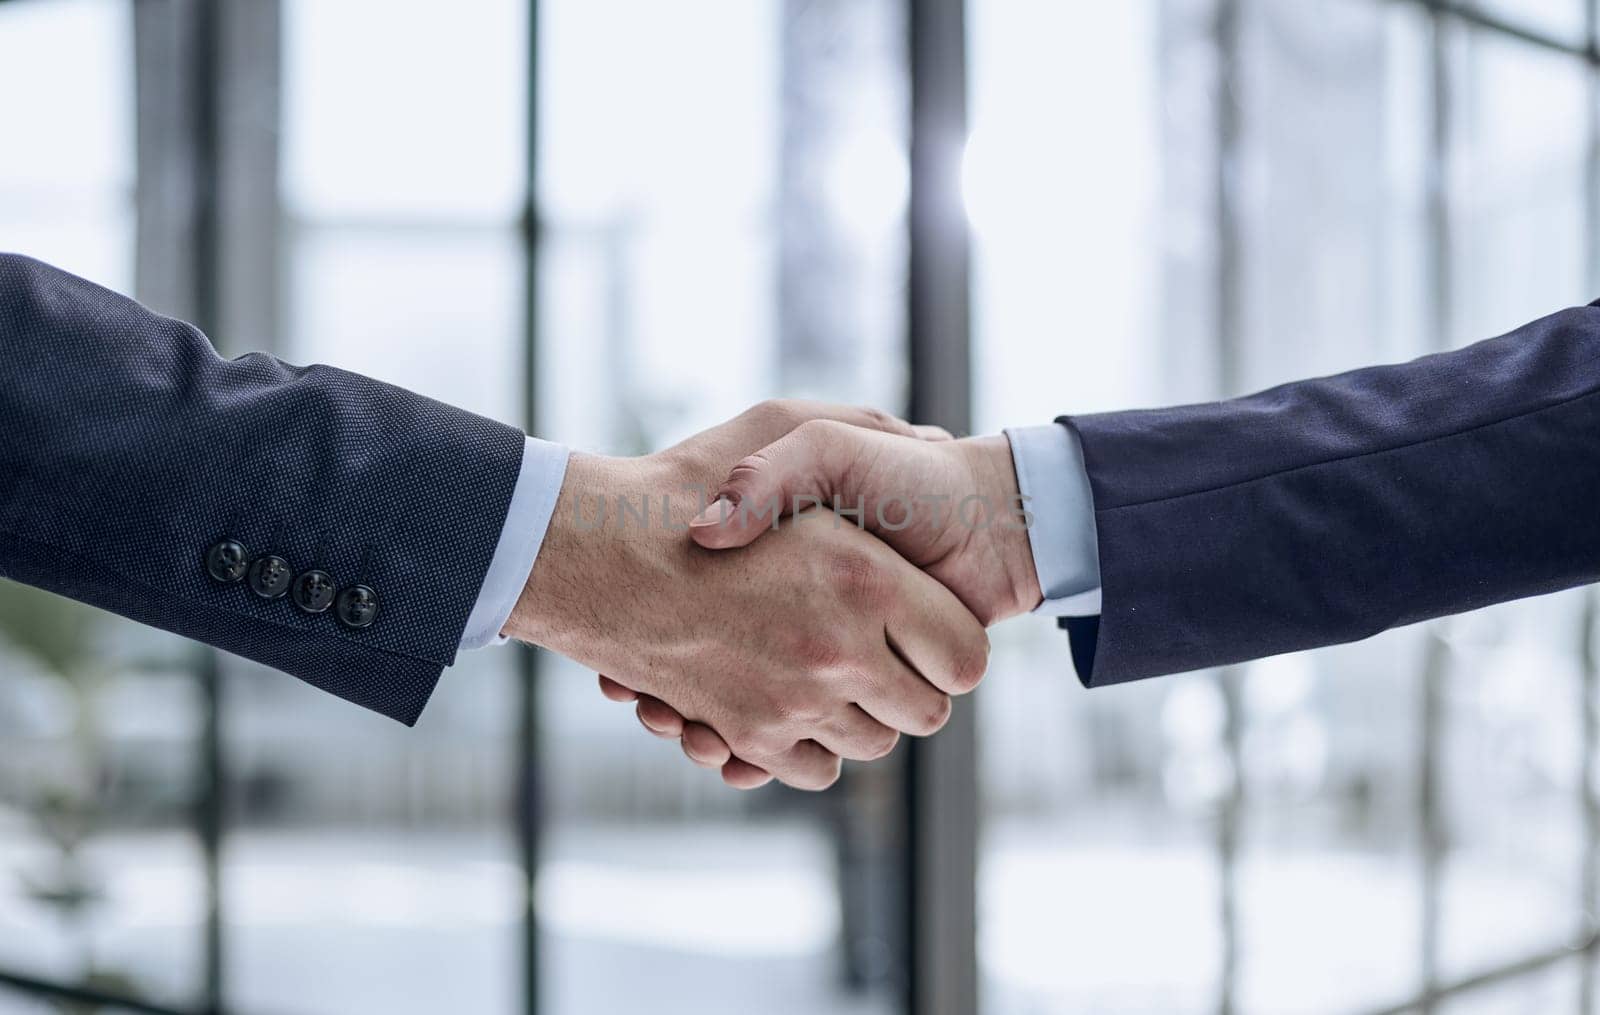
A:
[537,1,906,1012]
[969,1,1600,1012]
[1448,28,1588,350]
[970,1,1221,1010]
[1435,594,1589,981]
[1437,29,1590,982]
[1467,0,1586,49]
[1235,1,1433,388]
[967,0,1166,425]
[0,592,206,1010]
[284,227,525,422]
[220,657,523,1015]
[228,6,529,1014]
[1441,954,1582,1013]
[0,0,134,289]
[281,0,526,221]
[0,2,205,1011]
[1232,4,1432,1012]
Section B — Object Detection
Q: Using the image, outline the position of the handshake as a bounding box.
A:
[504,401,1043,791]
[7,254,1587,762]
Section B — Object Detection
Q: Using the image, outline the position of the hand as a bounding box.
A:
[693,422,1043,623]
[503,403,991,791]
[607,421,1043,782]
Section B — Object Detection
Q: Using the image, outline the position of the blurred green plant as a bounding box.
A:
[0,578,139,1009]
[0,578,106,683]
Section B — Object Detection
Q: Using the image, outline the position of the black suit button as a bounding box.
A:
[247,555,293,599]
[291,569,336,614]
[335,584,379,630]
[206,539,250,583]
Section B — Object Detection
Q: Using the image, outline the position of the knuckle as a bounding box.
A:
[783,690,830,726]
[795,417,846,446]
[857,405,910,436]
[795,632,848,670]
[723,454,769,492]
[829,551,882,604]
[726,726,771,758]
[751,398,801,429]
[763,723,801,756]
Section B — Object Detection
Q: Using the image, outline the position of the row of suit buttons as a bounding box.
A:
[205,539,379,630]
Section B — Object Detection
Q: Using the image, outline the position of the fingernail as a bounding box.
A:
[691,497,733,527]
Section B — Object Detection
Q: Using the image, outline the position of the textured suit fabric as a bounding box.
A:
[1061,301,1600,687]
[0,254,525,725]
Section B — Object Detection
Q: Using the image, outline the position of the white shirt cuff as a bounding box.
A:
[1005,423,1102,617]
[458,435,570,650]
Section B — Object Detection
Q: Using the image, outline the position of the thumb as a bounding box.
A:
[689,419,853,550]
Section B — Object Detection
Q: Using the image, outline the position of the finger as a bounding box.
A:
[801,401,919,439]
[681,722,733,767]
[722,757,775,790]
[687,400,918,465]
[883,559,991,696]
[853,648,955,738]
[757,739,842,791]
[598,674,638,702]
[742,400,918,443]
[913,424,954,441]
[809,704,901,762]
[636,696,685,738]
[689,419,864,550]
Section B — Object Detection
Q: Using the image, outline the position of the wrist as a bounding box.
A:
[956,434,1043,622]
[504,452,653,652]
[504,449,721,654]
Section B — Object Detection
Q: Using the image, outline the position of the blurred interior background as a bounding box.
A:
[1,0,1599,1012]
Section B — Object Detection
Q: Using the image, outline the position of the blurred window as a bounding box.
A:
[4,0,1600,1012]
[220,3,532,1013]
[1469,0,1587,47]
[969,1,1600,1013]
[0,4,205,1010]
[535,1,907,1011]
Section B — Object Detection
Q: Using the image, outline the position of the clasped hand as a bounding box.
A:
[503,401,1042,790]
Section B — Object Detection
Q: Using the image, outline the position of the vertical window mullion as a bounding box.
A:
[905,1,977,1011]
[1416,8,1455,1009]
[519,2,543,1013]
[1580,13,1600,1015]
[1212,0,1244,1011]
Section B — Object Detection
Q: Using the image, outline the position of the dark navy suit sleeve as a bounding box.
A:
[1060,301,1600,687]
[0,253,526,725]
